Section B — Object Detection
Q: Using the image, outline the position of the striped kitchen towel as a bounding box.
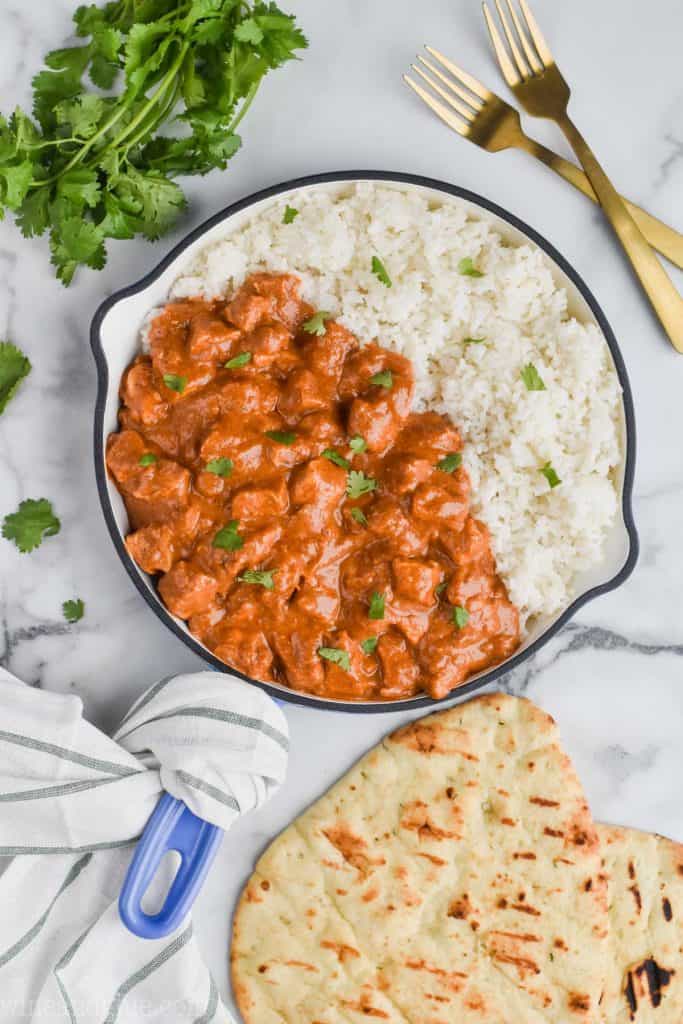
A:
[0,666,289,1023]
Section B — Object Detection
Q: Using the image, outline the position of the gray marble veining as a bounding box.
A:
[0,0,682,1011]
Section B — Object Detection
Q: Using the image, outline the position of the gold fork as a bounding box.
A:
[403,51,683,270]
[483,0,683,353]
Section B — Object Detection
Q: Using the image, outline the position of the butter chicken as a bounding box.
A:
[107,272,520,700]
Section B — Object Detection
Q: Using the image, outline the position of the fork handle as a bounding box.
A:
[519,137,683,270]
[556,114,683,353]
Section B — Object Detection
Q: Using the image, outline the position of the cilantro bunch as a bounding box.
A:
[0,0,307,284]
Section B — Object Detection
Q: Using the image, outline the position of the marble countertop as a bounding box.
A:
[1,0,682,1013]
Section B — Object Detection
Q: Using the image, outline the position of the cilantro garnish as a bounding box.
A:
[436,452,462,473]
[435,581,448,596]
[283,205,299,224]
[521,364,546,391]
[350,507,368,527]
[371,255,392,287]
[0,3,308,284]
[452,605,469,629]
[205,457,233,477]
[346,470,377,499]
[322,448,350,469]
[213,520,243,551]
[163,373,187,394]
[368,591,385,620]
[318,646,350,671]
[238,568,276,590]
[463,336,485,345]
[361,636,378,655]
[302,311,332,336]
[2,498,60,553]
[63,598,84,623]
[265,429,296,445]
[349,435,367,454]
[370,370,393,390]
[458,257,484,277]
[0,341,31,416]
[225,352,252,369]
[540,462,562,488]
[139,452,157,466]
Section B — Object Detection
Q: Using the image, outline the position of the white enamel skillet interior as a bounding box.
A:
[91,171,638,713]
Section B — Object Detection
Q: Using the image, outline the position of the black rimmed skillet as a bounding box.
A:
[91,170,639,713]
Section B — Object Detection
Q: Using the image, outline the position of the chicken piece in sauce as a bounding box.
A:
[107,272,519,700]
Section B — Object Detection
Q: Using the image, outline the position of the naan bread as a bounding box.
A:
[599,824,683,1023]
[232,694,609,1022]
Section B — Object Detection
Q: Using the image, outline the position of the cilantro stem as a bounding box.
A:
[102,43,189,156]
[227,78,262,134]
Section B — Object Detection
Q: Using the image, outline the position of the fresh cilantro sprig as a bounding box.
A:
[63,598,85,623]
[371,255,392,287]
[2,498,60,553]
[0,1,307,284]
[346,470,376,499]
[318,646,350,671]
[436,452,462,473]
[0,342,31,416]
[521,363,546,391]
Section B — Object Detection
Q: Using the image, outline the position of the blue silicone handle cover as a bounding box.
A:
[119,792,223,940]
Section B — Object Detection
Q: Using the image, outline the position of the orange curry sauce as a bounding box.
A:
[107,272,520,700]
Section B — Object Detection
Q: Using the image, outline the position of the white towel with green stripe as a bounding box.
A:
[0,666,289,1024]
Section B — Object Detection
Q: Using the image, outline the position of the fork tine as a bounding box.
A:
[415,59,478,120]
[424,46,494,102]
[482,3,521,86]
[403,75,470,137]
[518,0,553,66]
[503,0,542,73]
[494,0,531,78]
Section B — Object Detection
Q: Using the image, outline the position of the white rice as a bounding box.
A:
[165,183,623,631]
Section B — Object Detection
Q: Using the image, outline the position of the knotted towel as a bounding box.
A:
[0,666,289,1023]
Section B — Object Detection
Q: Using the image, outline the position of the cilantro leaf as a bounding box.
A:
[0,161,34,212]
[322,448,350,469]
[371,255,392,287]
[349,435,367,454]
[0,341,31,416]
[361,636,378,655]
[350,506,368,527]
[213,520,244,551]
[370,369,393,389]
[225,351,252,368]
[283,204,298,224]
[205,457,233,477]
[452,604,469,629]
[235,18,264,44]
[265,429,296,445]
[318,646,350,671]
[463,336,485,345]
[435,581,448,596]
[302,310,332,336]
[238,568,276,589]
[63,598,84,623]
[163,373,187,393]
[368,591,385,620]
[2,498,60,553]
[521,363,546,391]
[540,462,561,488]
[138,452,158,466]
[346,470,377,499]
[436,452,462,473]
[458,257,484,277]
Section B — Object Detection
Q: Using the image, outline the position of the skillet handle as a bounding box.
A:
[119,792,223,940]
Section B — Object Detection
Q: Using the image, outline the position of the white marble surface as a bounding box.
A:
[1,0,683,1013]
